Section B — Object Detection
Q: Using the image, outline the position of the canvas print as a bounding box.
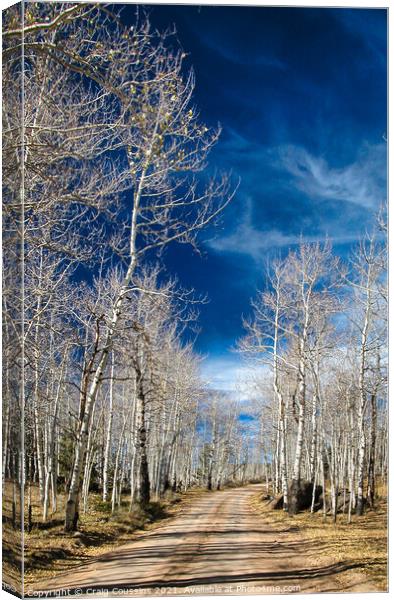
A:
[2,1,388,597]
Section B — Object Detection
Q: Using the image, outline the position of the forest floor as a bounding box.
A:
[250,489,388,592]
[2,481,199,592]
[22,483,386,596]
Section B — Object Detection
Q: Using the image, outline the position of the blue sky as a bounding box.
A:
[123,5,387,393]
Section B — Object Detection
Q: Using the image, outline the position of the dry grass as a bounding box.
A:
[2,481,23,595]
[3,480,387,593]
[250,485,388,592]
[3,481,200,588]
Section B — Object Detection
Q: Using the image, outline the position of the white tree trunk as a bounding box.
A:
[356,277,371,516]
[103,354,115,502]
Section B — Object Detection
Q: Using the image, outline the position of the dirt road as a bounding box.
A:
[32,485,375,596]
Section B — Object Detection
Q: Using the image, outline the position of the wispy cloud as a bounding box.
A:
[207,196,358,262]
[219,130,386,211]
[209,221,298,261]
[200,353,269,397]
[207,129,386,263]
[276,143,387,208]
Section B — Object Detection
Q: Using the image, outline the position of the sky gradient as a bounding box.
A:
[122,5,387,394]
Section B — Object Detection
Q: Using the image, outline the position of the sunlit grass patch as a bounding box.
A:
[250,487,388,591]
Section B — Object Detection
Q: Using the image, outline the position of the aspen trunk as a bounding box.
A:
[355,264,373,516]
[367,393,377,507]
[356,420,366,516]
[279,415,288,509]
[103,355,115,502]
[272,282,288,505]
[310,391,318,483]
[292,354,306,485]
[289,374,306,513]
[2,368,11,486]
[135,363,150,507]
[43,361,64,521]
[111,415,129,513]
[274,423,280,495]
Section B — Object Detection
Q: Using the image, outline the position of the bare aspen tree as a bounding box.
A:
[240,260,290,509]
[240,242,340,512]
[282,243,338,512]
[60,14,232,530]
[102,354,115,503]
[348,227,386,515]
[3,2,232,530]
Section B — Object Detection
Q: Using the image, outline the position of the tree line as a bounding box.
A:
[240,226,387,520]
[2,3,253,534]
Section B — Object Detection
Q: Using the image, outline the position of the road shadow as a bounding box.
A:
[32,559,376,597]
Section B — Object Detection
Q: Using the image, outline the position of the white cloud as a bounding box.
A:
[208,195,294,260]
[207,195,358,262]
[206,139,386,262]
[277,143,386,208]
[200,354,269,398]
[209,222,299,261]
